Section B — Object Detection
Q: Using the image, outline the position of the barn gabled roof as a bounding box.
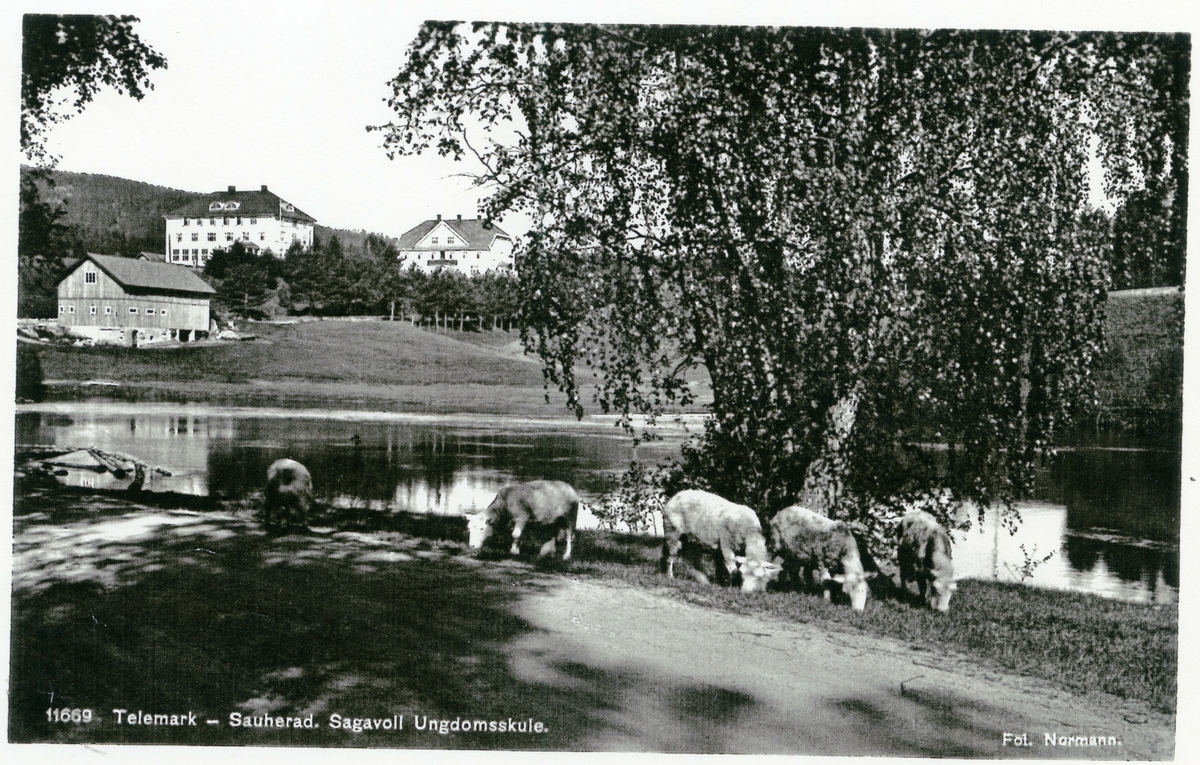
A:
[398,217,511,250]
[66,253,217,296]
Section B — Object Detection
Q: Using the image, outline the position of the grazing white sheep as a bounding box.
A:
[264,458,313,531]
[467,480,580,560]
[769,505,870,611]
[661,489,782,592]
[897,509,957,612]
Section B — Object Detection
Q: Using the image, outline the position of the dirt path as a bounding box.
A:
[506,576,1175,758]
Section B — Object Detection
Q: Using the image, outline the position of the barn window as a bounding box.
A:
[58,306,64,314]
[85,271,97,284]
[129,307,138,314]
[160,309,168,318]
[68,306,75,314]
[145,308,155,315]
[105,306,113,315]
[90,305,96,315]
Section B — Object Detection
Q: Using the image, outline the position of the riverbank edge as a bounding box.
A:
[327,507,1181,717]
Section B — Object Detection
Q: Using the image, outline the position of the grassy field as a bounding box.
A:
[32,320,713,416]
[38,321,547,387]
[1094,286,1185,436]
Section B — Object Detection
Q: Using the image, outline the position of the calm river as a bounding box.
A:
[15,403,1180,605]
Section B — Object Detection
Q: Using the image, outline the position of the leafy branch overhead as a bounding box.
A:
[21,14,167,164]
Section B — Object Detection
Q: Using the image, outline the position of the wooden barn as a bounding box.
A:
[57,253,217,346]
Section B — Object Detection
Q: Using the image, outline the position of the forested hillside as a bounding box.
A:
[27,168,199,255]
[19,166,398,256]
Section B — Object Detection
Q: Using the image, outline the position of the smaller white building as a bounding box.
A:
[164,185,316,268]
[397,215,513,275]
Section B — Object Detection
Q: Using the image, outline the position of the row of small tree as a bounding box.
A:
[204,234,521,328]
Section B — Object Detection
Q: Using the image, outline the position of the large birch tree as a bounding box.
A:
[376,24,1187,524]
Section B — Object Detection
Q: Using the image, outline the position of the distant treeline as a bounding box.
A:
[206,235,521,329]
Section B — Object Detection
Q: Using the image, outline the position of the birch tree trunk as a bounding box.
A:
[797,380,865,514]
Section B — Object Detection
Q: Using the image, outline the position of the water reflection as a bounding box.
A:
[953,501,1178,605]
[15,407,1180,604]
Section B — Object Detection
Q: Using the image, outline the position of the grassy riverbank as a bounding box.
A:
[566,530,1177,715]
[30,320,711,417]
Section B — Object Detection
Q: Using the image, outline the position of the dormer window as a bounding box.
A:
[225,201,241,211]
[283,203,294,212]
[209,202,224,211]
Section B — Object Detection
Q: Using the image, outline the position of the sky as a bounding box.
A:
[13,0,1196,241]
[22,2,509,239]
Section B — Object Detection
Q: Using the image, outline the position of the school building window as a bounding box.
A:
[85,271,97,283]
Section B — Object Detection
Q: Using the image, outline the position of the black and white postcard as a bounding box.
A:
[5,1,1195,763]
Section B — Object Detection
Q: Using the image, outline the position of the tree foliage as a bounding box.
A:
[18,169,77,318]
[378,24,1188,521]
[21,14,167,164]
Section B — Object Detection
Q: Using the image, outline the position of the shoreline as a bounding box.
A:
[19,397,704,439]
